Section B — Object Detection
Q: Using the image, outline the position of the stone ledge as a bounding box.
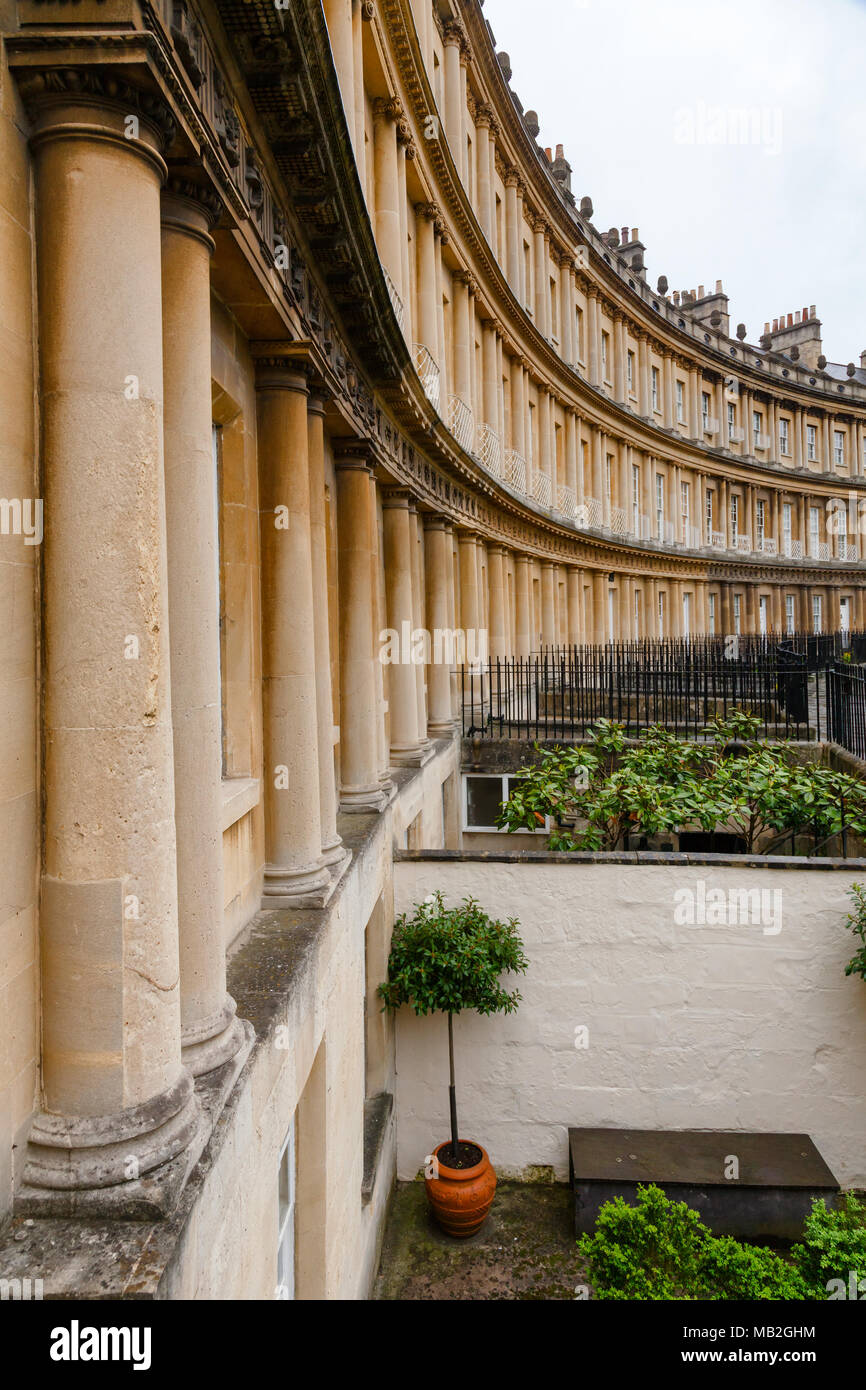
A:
[362,1092,394,1206]
[395,847,866,870]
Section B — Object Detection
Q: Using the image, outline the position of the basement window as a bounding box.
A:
[463,774,551,833]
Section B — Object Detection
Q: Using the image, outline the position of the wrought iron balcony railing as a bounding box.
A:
[413,343,440,410]
[448,394,474,453]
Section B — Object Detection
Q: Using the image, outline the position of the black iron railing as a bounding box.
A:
[826,662,866,761]
[459,633,866,740]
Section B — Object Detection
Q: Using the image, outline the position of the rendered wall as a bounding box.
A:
[394,857,866,1188]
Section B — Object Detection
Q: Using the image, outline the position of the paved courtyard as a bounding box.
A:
[373,1180,588,1300]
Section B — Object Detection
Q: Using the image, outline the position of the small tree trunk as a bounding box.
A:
[447,1011,459,1155]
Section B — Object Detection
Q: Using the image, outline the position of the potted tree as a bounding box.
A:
[378,891,528,1238]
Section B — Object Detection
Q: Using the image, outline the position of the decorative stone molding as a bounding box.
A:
[16,66,177,149]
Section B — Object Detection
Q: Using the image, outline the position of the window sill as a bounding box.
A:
[362,1092,394,1206]
[222,776,260,833]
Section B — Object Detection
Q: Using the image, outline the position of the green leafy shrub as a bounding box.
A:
[578,1184,813,1301]
[843,884,866,981]
[497,714,866,854]
[791,1193,866,1297]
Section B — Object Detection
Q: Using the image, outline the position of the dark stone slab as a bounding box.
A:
[568,1127,840,1242]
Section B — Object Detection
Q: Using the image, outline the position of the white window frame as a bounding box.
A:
[463,774,552,835]
[752,409,762,448]
[675,379,684,423]
[756,498,765,548]
[705,487,713,544]
[701,391,711,429]
[779,417,790,456]
[651,366,660,412]
[655,473,664,540]
[730,494,739,542]
[812,594,822,633]
[785,594,795,635]
[708,592,716,635]
[276,1117,296,1301]
[758,594,768,636]
[627,351,634,392]
[727,401,736,439]
[733,593,741,635]
[834,429,845,466]
[809,505,820,557]
[631,462,640,535]
[680,480,690,543]
[806,424,817,461]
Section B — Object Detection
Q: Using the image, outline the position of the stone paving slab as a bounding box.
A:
[373,1180,587,1301]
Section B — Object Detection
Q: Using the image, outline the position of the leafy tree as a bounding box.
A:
[497,714,866,855]
[378,892,528,1162]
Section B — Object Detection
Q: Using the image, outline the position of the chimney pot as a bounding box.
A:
[860,349,866,369]
[556,143,564,159]
[715,279,723,293]
[810,304,816,318]
[545,146,552,161]
[621,225,628,242]
[795,310,801,323]
[787,312,793,327]
[632,227,638,242]
[698,284,705,299]
[764,322,770,334]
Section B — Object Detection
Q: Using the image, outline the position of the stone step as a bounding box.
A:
[568,1127,839,1241]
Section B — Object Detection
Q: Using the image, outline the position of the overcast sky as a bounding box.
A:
[485,0,866,364]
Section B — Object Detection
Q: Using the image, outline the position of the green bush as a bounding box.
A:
[497,715,866,854]
[791,1193,866,1297]
[578,1184,813,1301]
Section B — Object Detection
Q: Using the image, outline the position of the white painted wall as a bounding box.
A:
[394,858,866,1187]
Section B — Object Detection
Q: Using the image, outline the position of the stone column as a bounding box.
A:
[663,352,675,429]
[488,545,509,661]
[442,18,465,162]
[452,270,474,420]
[533,217,548,335]
[324,0,356,150]
[409,501,430,746]
[559,257,574,364]
[567,569,584,644]
[504,170,520,293]
[424,516,456,733]
[613,314,627,403]
[515,555,532,657]
[373,98,404,299]
[481,317,499,437]
[307,388,349,868]
[510,353,526,460]
[335,448,388,809]
[638,333,650,416]
[475,107,492,238]
[415,203,439,360]
[540,562,557,648]
[382,489,424,763]
[20,72,199,1203]
[161,179,246,1076]
[587,289,600,388]
[256,354,331,905]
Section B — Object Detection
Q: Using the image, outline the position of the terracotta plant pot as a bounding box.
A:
[425,1141,496,1238]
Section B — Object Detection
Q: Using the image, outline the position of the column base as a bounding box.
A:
[321,832,349,867]
[181,994,248,1078]
[390,740,435,767]
[16,1070,204,1220]
[262,857,335,909]
[340,783,389,813]
[427,719,458,737]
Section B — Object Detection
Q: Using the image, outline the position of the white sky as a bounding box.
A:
[485,0,866,363]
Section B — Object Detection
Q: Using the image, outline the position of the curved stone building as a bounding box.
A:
[0,0,862,1297]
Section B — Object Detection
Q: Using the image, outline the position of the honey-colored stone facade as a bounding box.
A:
[0,0,862,1296]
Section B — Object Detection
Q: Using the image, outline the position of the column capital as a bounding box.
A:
[15,65,175,175]
[161,172,223,250]
[381,486,414,509]
[423,513,454,534]
[333,438,376,472]
[372,94,404,123]
[442,16,469,51]
[251,344,311,393]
